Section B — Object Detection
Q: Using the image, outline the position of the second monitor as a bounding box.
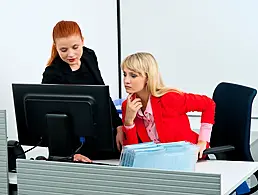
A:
[12,83,116,160]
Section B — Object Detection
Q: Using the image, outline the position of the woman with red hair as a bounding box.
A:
[42,20,123,162]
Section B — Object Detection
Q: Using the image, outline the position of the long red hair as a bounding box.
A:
[46,20,83,66]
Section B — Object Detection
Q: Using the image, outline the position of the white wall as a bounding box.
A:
[120,0,258,123]
[0,0,119,140]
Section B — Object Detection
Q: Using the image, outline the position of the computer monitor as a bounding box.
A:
[12,83,116,160]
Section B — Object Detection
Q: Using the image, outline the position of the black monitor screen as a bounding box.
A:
[12,83,115,158]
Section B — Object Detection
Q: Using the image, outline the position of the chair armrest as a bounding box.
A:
[203,145,235,155]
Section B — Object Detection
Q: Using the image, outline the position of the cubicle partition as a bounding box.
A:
[0,110,9,194]
[16,159,221,195]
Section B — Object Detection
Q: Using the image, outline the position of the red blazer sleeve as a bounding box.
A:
[121,100,138,145]
[161,91,216,124]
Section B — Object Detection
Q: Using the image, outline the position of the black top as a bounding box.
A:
[42,46,122,129]
[42,47,122,159]
[67,61,97,85]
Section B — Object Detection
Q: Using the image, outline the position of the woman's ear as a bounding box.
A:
[145,74,148,84]
[82,36,85,44]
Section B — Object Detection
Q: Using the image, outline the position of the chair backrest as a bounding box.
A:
[210,82,257,161]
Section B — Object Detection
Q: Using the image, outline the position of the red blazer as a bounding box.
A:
[122,91,215,146]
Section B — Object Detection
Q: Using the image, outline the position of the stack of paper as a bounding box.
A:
[119,141,199,171]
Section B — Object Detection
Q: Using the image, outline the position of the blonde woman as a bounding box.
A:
[121,52,215,158]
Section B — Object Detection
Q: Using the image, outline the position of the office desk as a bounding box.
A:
[8,132,258,194]
[92,159,258,195]
[11,158,258,195]
[16,159,220,195]
[197,160,258,195]
[251,131,258,146]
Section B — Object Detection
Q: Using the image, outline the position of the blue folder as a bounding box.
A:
[120,141,199,171]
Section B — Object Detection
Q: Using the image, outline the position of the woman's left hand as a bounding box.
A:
[116,126,124,151]
[73,154,92,162]
[197,140,207,159]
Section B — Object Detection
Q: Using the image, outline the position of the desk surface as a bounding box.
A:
[9,159,258,195]
[9,132,258,194]
[196,160,258,195]
[94,159,258,195]
[251,131,258,145]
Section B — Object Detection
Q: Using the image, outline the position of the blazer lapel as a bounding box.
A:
[135,117,151,142]
[151,96,164,142]
[82,48,104,85]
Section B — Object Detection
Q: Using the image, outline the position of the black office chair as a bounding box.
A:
[210,82,258,194]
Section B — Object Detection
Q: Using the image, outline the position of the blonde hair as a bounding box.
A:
[121,52,179,97]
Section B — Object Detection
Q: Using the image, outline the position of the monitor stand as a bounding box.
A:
[46,114,74,160]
